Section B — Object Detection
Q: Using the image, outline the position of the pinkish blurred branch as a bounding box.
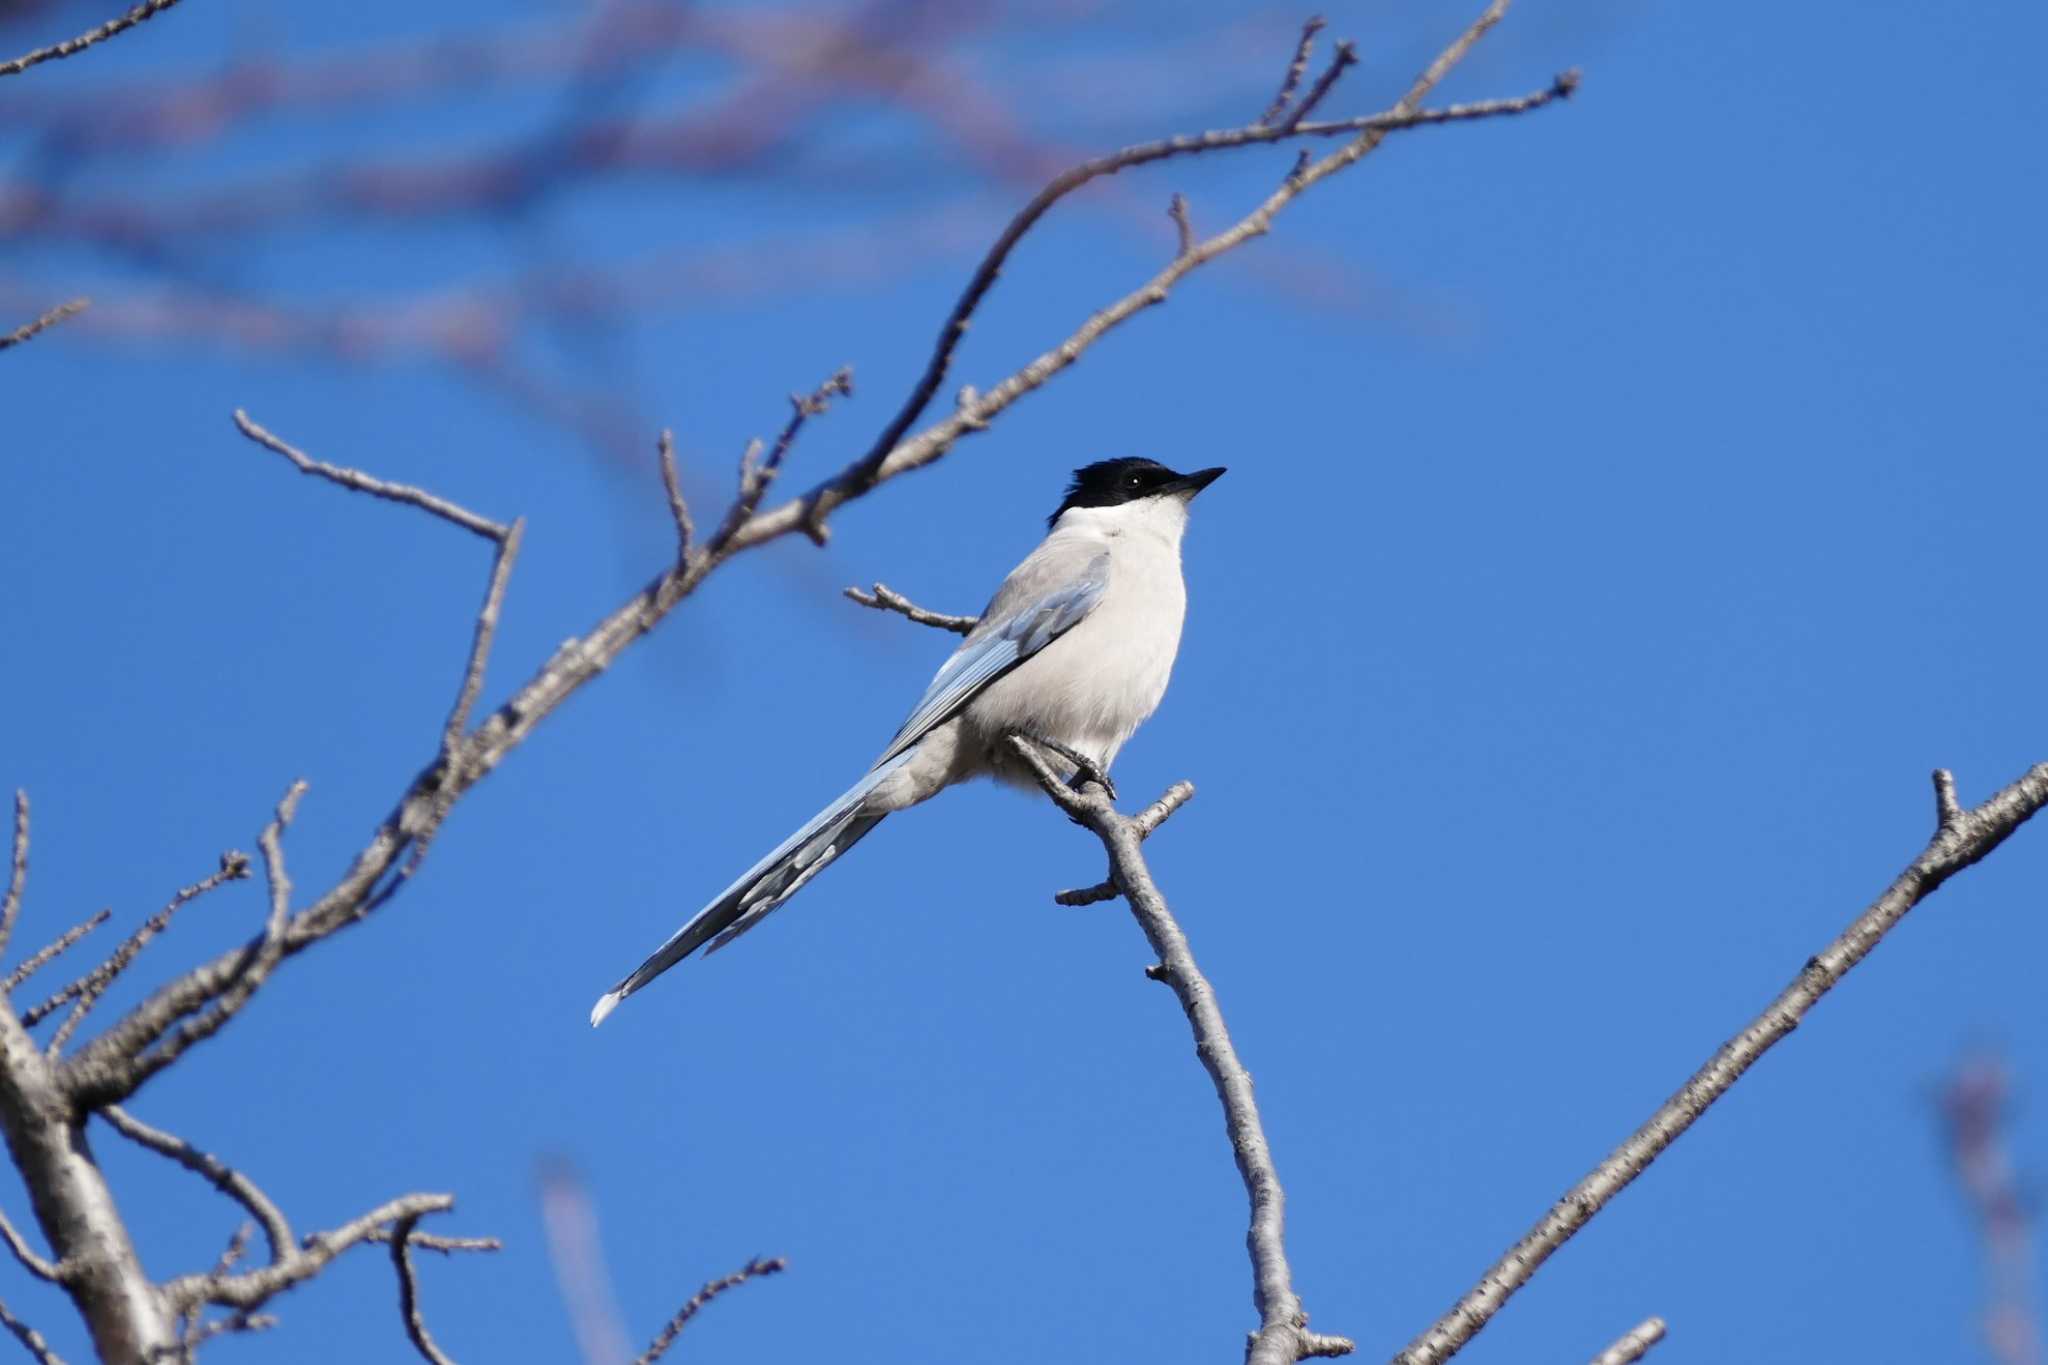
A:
[0,298,86,351]
[1942,1055,2045,1365]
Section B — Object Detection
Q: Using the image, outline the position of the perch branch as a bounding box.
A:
[632,1256,788,1365]
[1395,763,2048,1364]
[842,583,977,635]
[1006,739,1346,1365]
[1055,782,1196,906]
[1589,1317,1666,1365]
[0,302,88,353]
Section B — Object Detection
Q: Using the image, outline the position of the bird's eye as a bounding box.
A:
[1125,473,1142,488]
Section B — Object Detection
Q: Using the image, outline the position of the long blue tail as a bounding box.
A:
[589,751,914,1026]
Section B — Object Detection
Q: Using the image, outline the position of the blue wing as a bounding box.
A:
[874,551,1109,767]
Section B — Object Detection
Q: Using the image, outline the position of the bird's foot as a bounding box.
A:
[1013,732,1117,802]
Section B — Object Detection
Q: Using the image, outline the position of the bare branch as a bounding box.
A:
[0,0,182,79]
[37,851,250,1050]
[165,1193,463,1313]
[1167,193,1195,259]
[1009,741,1344,1365]
[365,1228,501,1255]
[1590,1317,1667,1365]
[709,367,853,553]
[657,430,694,562]
[1935,767,1964,829]
[98,1106,294,1268]
[0,1204,63,1284]
[842,583,977,635]
[0,794,25,961]
[3,911,110,997]
[1257,16,1327,127]
[1396,761,2048,1365]
[0,1299,63,1365]
[1940,1054,2044,1365]
[742,38,1566,549]
[633,1256,788,1365]
[1279,39,1358,133]
[441,521,525,753]
[0,301,88,353]
[232,410,509,543]
[390,1213,459,1365]
[1055,781,1196,906]
[539,1158,630,1365]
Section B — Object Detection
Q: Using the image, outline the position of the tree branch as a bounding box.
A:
[0,0,183,79]
[3,912,110,998]
[632,1256,787,1365]
[390,1212,459,1365]
[1589,1317,1666,1365]
[842,583,977,635]
[708,367,853,552]
[1054,782,1196,906]
[163,1193,484,1314]
[0,1299,63,1365]
[1257,16,1327,128]
[656,430,693,562]
[0,794,25,962]
[0,302,88,353]
[38,852,250,1052]
[1396,762,2048,1364]
[232,410,509,543]
[1006,739,1346,1365]
[97,1106,293,1268]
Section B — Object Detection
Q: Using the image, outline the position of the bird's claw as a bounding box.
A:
[1013,732,1116,802]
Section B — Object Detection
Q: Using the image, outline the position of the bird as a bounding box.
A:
[589,457,1225,1026]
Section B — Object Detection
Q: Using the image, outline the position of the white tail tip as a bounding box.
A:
[589,991,622,1028]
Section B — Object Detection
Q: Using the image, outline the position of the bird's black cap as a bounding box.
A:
[1048,458,1226,528]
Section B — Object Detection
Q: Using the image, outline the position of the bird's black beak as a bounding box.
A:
[1164,466,1226,498]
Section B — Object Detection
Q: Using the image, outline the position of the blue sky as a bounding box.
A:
[4,1,2046,1362]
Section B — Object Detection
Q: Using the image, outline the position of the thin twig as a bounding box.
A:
[0,301,88,352]
[175,1309,275,1355]
[1396,762,2048,1364]
[632,1257,787,1365]
[1257,16,1327,127]
[1280,38,1358,132]
[709,368,852,552]
[1589,1317,1667,1365]
[842,583,977,635]
[1167,193,1194,259]
[441,521,525,753]
[390,1213,458,1365]
[1006,739,1345,1365]
[0,794,25,961]
[0,0,182,79]
[38,852,250,1050]
[0,1298,63,1365]
[657,430,694,562]
[98,1107,294,1267]
[233,410,509,543]
[3,911,111,996]
[0,1205,64,1284]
